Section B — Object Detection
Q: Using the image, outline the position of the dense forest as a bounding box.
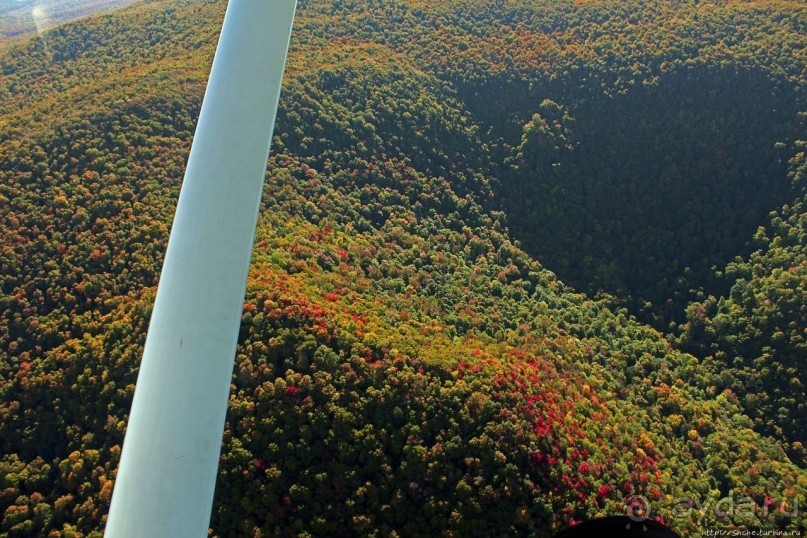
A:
[0,0,804,536]
[0,0,137,40]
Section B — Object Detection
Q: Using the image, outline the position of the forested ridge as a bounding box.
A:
[0,0,139,41]
[0,0,805,536]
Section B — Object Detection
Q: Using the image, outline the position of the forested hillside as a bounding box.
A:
[0,0,138,41]
[0,0,804,536]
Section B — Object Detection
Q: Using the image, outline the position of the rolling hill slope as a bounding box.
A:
[0,0,138,41]
[0,0,804,536]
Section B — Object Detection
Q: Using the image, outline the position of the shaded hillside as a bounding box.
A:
[678,145,807,454]
[500,65,800,327]
[0,0,805,536]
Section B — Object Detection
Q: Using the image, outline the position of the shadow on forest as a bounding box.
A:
[467,65,801,327]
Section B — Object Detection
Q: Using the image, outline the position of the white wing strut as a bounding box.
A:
[106,1,297,536]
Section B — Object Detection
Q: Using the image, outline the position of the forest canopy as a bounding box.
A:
[0,0,805,536]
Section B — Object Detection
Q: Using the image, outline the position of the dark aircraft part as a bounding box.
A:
[552,516,681,538]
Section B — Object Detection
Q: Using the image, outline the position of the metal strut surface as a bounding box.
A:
[106,1,297,536]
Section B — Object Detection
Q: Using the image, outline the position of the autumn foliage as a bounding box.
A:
[0,0,805,536]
